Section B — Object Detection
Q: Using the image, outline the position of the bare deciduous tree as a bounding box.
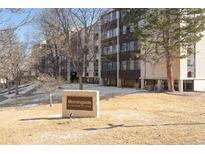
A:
[35,73,64,107]
[69,8,102,90]
[36,9,72,81]
[0,9,33,94]
[37,8,103,90]
[0,29,29,95]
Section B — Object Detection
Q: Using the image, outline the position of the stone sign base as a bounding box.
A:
[62,90,99,118]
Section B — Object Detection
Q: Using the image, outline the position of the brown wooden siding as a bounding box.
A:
[101,37,117,47]
[119,33,135,43]
[119,70,140,79]
[119,52,131,61]
[101,20,117,32]
[102,53,117,62]
[101,70,117,78]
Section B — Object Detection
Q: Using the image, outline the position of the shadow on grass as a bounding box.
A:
[83,122,205,131]
[19,116,90,121]
[20,117,63,121]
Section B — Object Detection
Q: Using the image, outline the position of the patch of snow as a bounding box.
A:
[0,83,146,107]
[1,83,36,98]
[21,104,41,108]
[50,114,62,118]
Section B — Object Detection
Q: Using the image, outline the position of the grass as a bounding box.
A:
[0,92,205,144]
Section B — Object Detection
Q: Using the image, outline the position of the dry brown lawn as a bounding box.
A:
[1,92,205,144]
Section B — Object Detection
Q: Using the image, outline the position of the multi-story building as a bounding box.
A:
[31,40,70,80]
[81,22,101,84]
[31,25,101,84]
[32,9,205,92]
[98,9,205,91]
[100,9,141,88]
[139,42,205,92]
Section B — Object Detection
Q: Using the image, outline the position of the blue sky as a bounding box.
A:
[1,8,41,42]
[16,9,41,42]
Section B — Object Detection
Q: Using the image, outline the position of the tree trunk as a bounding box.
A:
[166,56,175,92]
[15,79,19,95]
[3,83,7,88]
[3,80,7,88]
[79,75,83,90]
[58,55,61,76]
[83,54,86,77]
[67,59,71,83]
[49,93,53,107]
[7,81,11,94]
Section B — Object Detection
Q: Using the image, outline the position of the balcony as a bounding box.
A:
[101,69,140,80]
[101,19,117,30]
[101,70,117,78]
[119,69,140,79]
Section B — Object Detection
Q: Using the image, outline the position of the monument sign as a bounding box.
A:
[62,90,99,118]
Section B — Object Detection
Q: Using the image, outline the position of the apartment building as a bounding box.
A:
[31,40,70,80]
[32,26,100,84]
[100,9,141,87]
[140,43,205,92]
[80,22,101,84]
[97,9,205,91]
[33,9,205,92]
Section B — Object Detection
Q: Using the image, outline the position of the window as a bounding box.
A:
[121,12,126,18]
[127,26,130,33]
[127,42,130,51]
[187,71,193,78]
[103,45,118,55]
[107,14,111,22]
[121,23,134,34]
[108,63,112,70]
[187,59,194,67]
[121,61,127,70]
[120,41,136,52]
[122,26,127,35]
[103,28,118,39]
[112,11,117,20]
[107,31,110,38]
[102,63,108,70]
[130,59,134,70]
[113,62,117,70]
[121,43,127,52]
[115,28,119,36]
[120,41,138,52]
[112,28,116,37]
[130,23,134,32]
[134,61,140,69]
[102,12,117,24]
[112,45,117,53]
[105,31,108,39]
[130,41,135,51]
[102,47,106,55]
[109,46,112,54]
[103,47,108,55]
